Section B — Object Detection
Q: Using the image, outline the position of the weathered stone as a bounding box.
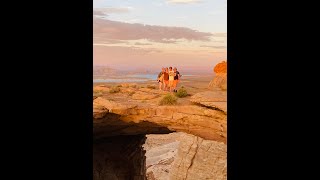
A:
[94,85,110,92]
[209,61,227,90]
[169,133,226,180]
[93,97,227,143]
[190,91,227,113]
[132,92,159,100]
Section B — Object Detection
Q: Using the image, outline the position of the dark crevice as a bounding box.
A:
[191,102,227,115]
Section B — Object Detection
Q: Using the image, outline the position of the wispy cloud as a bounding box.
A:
[166,0,202,4]
[200,45,226,49]
[94,7,133,14]
[93,10,106,16]
[212,33,227,37]
[93,18,213,43]
[93,38,127,44]
[134,42,152,46]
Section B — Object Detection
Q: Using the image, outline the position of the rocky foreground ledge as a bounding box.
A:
[93,84,227,144]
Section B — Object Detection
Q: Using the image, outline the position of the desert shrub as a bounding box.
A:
[109,86,121,93]
[129,92,135,96]
[147,85,156,89]
[141,86,144,88]
[117,84,122,87]
[175,87,188,98]
[130,84,137,88]
[159,94,178,106]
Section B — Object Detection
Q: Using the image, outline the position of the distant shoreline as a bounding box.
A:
[93,74,213,83]
[93,74,214,84]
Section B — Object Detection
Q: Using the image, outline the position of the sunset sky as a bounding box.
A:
[93,0,227,73]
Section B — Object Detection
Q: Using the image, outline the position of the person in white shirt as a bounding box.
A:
[168,67,175,92]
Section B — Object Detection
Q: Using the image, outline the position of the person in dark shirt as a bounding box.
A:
[163,68,169,91]
[173,67,181,92]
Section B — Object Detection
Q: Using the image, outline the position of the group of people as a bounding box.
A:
[157,67,181,92]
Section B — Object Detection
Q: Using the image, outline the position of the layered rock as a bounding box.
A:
[169,133,227,180]
[93,96,226,143]
[190,91,227,113]
[209,61,227,90]
[93,84,227,180]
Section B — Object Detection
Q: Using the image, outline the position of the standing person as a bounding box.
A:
[173,67,181,92]
[157,67,165,90]
[168,67,175,92]
[163,68,169,91]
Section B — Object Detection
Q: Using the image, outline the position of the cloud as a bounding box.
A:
[212,33,227,37]
[93,39,127,44]
[134,42,152,46]
[200,45,226,49]
[166,0,202,4]
[150,39,177,44]
[93,18,213,43]
[94,7,133,14]
[93,10,106,16]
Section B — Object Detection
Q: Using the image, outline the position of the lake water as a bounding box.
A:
[93,74,195,83]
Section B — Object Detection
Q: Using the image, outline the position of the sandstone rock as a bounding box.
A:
[93,103,108,119]
[190,91,227,113]
[121,83,130,88]
[120,87,136,93]
[146,171,156,180]
[209,74,227,90]
[93,85,110,92]
[169,133,226,180]
[145,141,179,180]
[129,83,138,88]
[93,97,226,143]
[209,61,227,90]
[213,61,227,73]
[139,88,153,93]
[190,91,226,102]
[132,92,159,100]
[93,97,137,114]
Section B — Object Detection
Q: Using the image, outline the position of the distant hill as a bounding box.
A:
[93,65,212,78]
[93,66,122,79]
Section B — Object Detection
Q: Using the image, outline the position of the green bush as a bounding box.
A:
[109,86,121,93]
[175,87,188,98]
[159,94,178,105]
[147,85,156,89]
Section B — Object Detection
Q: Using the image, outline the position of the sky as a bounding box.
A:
[93,0,227,73]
